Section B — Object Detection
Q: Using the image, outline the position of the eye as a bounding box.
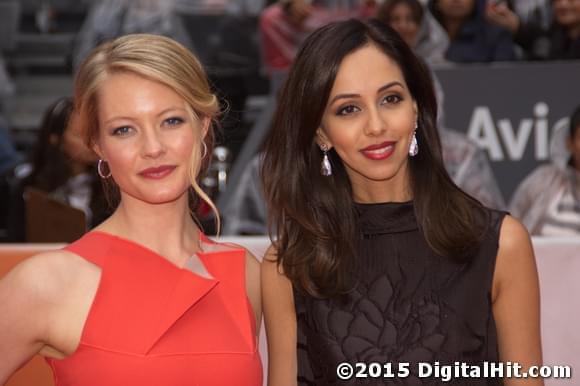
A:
[164,117,184,126]
[336,105,360,116]
[112,126,133,136]
[382,94,403,105]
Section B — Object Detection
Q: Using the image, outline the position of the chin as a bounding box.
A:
[147,195,183,205]
[365,173,400,183]
[351,169,399,183]
[349,162,408,184]
[129,187,190,206]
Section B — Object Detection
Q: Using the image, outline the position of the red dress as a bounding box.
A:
[46,231,262,386]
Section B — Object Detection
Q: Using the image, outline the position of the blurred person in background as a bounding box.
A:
[486,0,580,60]
[508,0,552,29]
[73,0,193,69]
[510,104,580,236]
[0,15,22,238]
[221,153,266,235]
[0,118,22,177]
[260,0,379,91]
[433,75,506,210]
[0,118,23,241]
[7,97,109,241]
[377,0,450,63]
[260,0,315,88]
[0,56,15,116]
[429,0,516,62]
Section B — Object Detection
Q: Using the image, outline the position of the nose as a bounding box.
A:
[364,106,386,137]
[141,128,166,158]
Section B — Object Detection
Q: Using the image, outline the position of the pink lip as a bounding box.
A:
[360,141,396,160]
[138,165,176,179]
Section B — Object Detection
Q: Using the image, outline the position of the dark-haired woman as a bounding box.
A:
[377,0,449,64]
[486,0,580,60]
[261,19,542,386]
[7,97,109,241]
[429,0,516,62]
[510,104,580,235]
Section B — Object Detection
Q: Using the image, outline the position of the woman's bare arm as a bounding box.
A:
[0,251,99,384]
[262,246,298,386]
[493,215,543,385]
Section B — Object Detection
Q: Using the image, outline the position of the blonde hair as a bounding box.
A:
[74,33,220,231]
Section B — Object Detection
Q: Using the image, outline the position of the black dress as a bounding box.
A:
[294,202,506,385]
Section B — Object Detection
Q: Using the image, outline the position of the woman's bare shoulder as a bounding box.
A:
[492,214,537,302]
[2,249,98,300]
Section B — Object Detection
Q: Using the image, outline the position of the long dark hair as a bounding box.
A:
[261,19,489,298]
[25,97,75,191]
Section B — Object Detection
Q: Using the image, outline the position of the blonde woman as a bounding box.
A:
[0,34,262,386]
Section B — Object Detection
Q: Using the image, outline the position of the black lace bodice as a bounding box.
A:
[294,202,505,385]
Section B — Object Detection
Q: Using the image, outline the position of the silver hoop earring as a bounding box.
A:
[97,159,112,178]
[409,130,419,157]
[320,144,332,176]
[201,141,208,159]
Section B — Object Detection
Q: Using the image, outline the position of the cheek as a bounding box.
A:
[170,130,196,165]
[391,107,416,131]
[99,140,137,175]
[321,120,358,150]
[107,151,135,176]
[177,134,195,156]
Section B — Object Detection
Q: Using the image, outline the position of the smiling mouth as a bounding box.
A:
[361,142,396,160]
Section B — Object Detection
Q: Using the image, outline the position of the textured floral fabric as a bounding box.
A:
[294,202,505,385]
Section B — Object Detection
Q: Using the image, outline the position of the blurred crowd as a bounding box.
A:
[259,0,579,71]
[0,0,579,241]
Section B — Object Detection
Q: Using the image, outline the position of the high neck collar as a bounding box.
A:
[355,201,418,235]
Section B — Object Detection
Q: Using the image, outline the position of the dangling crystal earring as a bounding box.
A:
[320,144,332,176]
[409,126,419,157]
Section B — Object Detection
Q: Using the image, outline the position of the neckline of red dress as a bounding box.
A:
[86,230,219,280]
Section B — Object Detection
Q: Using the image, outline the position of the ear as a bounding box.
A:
[412,100,419,125]
[92,141,104,160]
[315,127,332,150]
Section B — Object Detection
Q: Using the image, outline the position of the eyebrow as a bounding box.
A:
[103,106,187,126]
[329,81,405,105]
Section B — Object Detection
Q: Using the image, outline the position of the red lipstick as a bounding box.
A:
[138,165,176,179]
[360,141,396,160]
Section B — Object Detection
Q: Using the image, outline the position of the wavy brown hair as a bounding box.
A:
[261,19,489,298]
